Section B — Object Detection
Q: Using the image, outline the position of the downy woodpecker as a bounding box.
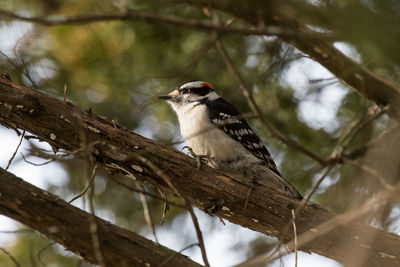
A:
[158,81,302,199]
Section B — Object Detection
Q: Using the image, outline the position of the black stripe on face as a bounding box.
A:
[190,86,213,96]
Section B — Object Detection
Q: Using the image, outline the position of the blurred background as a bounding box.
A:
[1,0,400,266]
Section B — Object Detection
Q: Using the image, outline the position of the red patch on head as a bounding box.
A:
[202,82,213,89]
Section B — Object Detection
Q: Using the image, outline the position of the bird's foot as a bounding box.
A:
[182,146,208,170]
[203,198,225,215]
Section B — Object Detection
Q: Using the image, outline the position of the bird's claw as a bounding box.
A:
[182,146,208,170]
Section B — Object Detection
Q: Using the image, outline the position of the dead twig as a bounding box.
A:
[344,159,394,190]
[291,209,298,267]
[109,175,187,209]
[136,182,159,244]
[186,204,210,267]
[21,153,56,166]
[63,83,67,105]
[345,125,400,160]
[5,130,25,171]
[68,164,98,204]
[86,164,106,266]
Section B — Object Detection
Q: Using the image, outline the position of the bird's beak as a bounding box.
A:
[157,89,179,100]
[157,95,173,100]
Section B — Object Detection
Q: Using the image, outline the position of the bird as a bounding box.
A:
[158,81,302,199]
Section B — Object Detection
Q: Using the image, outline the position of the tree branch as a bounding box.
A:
[0,167,202,267]
[0,8,334,40]
[1,76,400,266]
[185,0,400,121]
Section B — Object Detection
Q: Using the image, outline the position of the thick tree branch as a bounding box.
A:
[0,167,202,267]
[1,76,400,266]
[0,8,334,40]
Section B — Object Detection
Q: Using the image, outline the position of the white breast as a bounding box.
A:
[174,104,253,164]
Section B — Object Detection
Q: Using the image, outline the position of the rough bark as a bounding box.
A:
[185,0,400,121]
[0,167,202,267]
[1,75,400,266]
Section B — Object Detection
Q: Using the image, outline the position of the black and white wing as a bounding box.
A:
[205,98,281,176]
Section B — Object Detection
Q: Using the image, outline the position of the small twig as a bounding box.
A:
[186,204,211,267]
[287,164,325,181]
[5,130,25,171]
[21,140,104,167]
[328,106,386,162]
[86,164,106,266]
[329,112,366,160]
[291,210,298,267]
[344,125,400,160]
[68,164,98,204]
[243,187,252,212]
[282,166,333,243]
[342,109,387,151]
[0,247,21,267]
[158,189,170,225]
[134,154,182,197]
[136,182,159,244]
[21,153,56,166]
[344,159,394,190]
[109,175,187,209]
[302,166,334,204]
[63,83,67,105]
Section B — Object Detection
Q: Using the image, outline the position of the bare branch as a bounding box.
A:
[86,164,106,266]
[109,176,187,209]
[292,209,298,267]
[4,130,25,171]
[68,164,97,204]
[0,8,336,41]
[137,182,159,244]
[187,205,210,267]
[345,159,394,190]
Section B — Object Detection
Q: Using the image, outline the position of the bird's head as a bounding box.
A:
[158,81,219,109]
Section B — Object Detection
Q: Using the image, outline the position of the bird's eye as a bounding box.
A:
[179,88,189,94]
